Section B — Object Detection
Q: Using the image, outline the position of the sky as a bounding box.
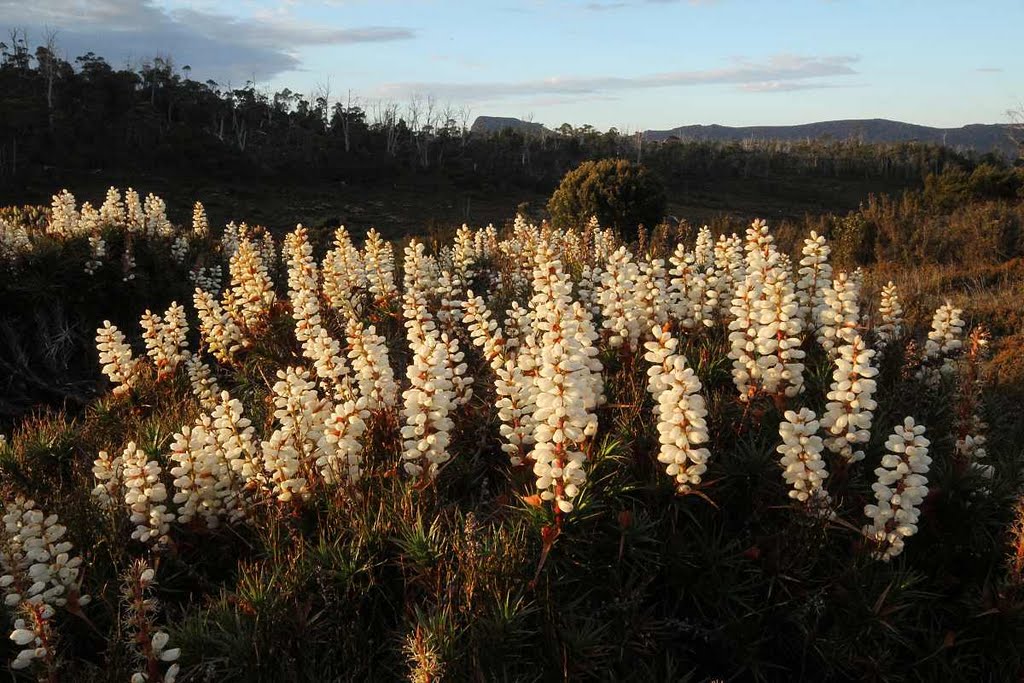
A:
[1,0,1020,131]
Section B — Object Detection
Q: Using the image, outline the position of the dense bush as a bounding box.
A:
[547,159,666,234]
[790,167,1024,270]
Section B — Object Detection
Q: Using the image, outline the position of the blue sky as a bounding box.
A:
[1,0,1020,130]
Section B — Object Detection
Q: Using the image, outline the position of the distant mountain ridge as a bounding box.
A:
[472,116,1019,157]
[471,116,553,136]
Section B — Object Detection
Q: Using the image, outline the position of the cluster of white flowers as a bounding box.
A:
[212,392,266,490]
[874,281,904,349]
[0,218,32,265]
[304,322,351,399]
[317,395,368,486]
[694,225,714,266]
[920,301,965,384]
[280,232,370,488]
[402,240,441,346]
[528,248,602,513]
[667,243,712,330]
[285,226,352,398]
[724,223,794,400]
[143,193,173,238]
[463,292,535,465]
[221,221,242,258]
[185,352,221,410]
[120,442,175,545]
[322,227,367,316]
[795,231,832,327]
[440,332,473,407]
[94,441,177,546]
[504,301,531,355]
[139,301,189,379]
[225,238,276,335]
[401,333,457,480]
[576,262,604,318]
[48,189,81,237]
[817,272,861,356]
[452,224,478,285]
[192,201,209,238]
[125,189,145,233]
[73,203,968,560]
[433,225,477,328]
[707,233,745,320]
[743,218,775,271]
[363,228,398,305]
[863,418,931,561]
[474,223,499,263]
[169,392,255,528]
[0,496,87,608]
[189,264,223,295]
[100,187,126,226]
[595,224,619,261]
[284,225,318,295]
[1,497,88,673]
[84,230,107,275]
[259,231,277,274]
[821,333,878,464]
[170,235,189,264]
[79,202,100,234]
[262,368,330,502]
[752,265,806,398]
[643,326,711,493]
[597,246,643,349]
[96,321,140,395]
[642,325,679,409]
[463,292,507,368]
[346,317,398,414]
[633,256,670,336]
[8,607,55,672]
[776,409,831,512]
[727,275,760,400]
[435,268,466,331]
[92,449,125,511]
[194,288,245,365]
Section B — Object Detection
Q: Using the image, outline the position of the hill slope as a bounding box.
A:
[473,116,1018,157]
[645,118,1017,156]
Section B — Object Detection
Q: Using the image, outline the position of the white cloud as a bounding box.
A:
[376,54,859,102]
[0,0,414,82]
[738,81,847,93]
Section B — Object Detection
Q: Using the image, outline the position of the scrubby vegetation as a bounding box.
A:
[547,159,666,235]
[1,177,1022,681]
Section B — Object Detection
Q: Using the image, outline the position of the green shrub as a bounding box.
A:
[547,159,666,235]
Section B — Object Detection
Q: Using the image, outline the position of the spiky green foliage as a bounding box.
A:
[0,191,1022,683]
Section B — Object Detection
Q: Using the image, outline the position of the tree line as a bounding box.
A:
[0,33,1002,199]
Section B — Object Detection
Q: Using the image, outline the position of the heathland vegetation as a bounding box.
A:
[1,166,1023,679]
[1,34,1024,683]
